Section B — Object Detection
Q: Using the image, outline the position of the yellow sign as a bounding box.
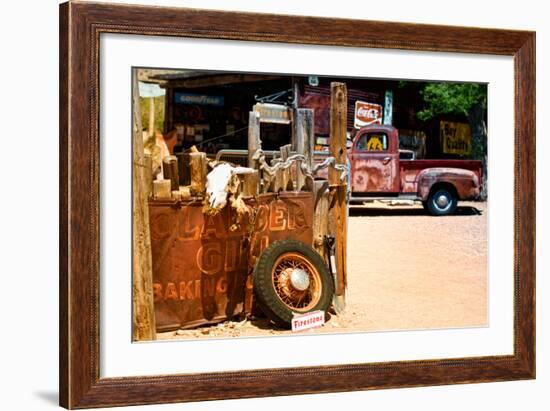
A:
[440,121,472,155]
[367,136,384,151]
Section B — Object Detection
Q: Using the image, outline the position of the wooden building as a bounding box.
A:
[142,69,479,159]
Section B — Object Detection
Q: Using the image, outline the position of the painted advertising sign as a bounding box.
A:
[253,103,292,124]
[291,310,325,332]
[354,100,383,128]
[174,92,225,107]
[440,121,472,155]
[149,192,313,331]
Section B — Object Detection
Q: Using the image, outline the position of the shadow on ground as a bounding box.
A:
[349,205,483,217]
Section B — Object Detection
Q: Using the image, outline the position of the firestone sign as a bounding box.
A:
[354,100,383,128]
[291,310,325,332]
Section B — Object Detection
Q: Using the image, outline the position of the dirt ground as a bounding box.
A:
[157,201,487,340]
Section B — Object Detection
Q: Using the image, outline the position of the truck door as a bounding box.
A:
[350,130,399,193]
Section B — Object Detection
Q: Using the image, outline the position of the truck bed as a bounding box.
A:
[400,159,482,180]
[400,159,482,194]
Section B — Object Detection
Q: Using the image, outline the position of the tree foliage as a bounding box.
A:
[140,95,166,133]
[417,83,486,121]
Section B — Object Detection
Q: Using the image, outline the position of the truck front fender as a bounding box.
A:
[417,168,480,201]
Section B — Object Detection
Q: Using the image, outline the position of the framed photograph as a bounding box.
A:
[59,2,535,408]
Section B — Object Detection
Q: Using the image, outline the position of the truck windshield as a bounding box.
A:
[356,133,388,151]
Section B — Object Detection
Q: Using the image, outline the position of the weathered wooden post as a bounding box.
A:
[132,71,156,341]
[189,152,208,195]
[176,152,191,186]
[162,155,179,191]
[329,82,348,313]
[143,153,153,198]
[242,170,260,197]
[293,108,314,191]
[153,179,172,199]
[313,181,330,259]
[279,144,292,191]
[248,110,262,193]
[248,111,261,169]
[148,96,155,136]
[270,158,283,192]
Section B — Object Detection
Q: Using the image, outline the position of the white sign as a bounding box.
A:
[308,75,319,86]
[291,310,325,332]
[354,100,383,128]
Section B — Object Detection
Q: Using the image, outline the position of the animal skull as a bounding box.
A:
[205,163,255,212]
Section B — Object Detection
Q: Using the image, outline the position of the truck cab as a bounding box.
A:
[350,125,400,194]
[348,125,482,216]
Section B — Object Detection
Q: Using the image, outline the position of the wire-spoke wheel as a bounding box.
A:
[253,240,334,327]
[272,252,322,312]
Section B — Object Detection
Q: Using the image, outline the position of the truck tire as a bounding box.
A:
[426,187,457,216]
[253,240,334,328]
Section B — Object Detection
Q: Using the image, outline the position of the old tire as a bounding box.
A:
[426,187,457,216]
[253,240,334,327]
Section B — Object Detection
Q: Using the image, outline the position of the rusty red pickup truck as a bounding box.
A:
[342,125,482,216]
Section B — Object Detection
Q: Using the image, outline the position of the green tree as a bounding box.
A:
[140,95,166,134]
[417,83,488,197]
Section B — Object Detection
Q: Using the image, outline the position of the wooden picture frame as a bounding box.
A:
[59,2,535,408]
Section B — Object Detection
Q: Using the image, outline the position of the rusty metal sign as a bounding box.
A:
[354,101,383,129]
[149,192,314,331]
[440,121,472,155]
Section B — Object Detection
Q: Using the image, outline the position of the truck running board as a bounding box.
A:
[349,195,420,204]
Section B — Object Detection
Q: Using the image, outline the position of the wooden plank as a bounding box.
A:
[164,87,173,133]
[247,111,261,169]
[153,179,172,199]
[279,144,292,191]
[162,155,179,191]
[270,158,283,192]
[143,153,153,199]
[313,181,329,260]
[132,70,156,341]
[329,82,348,310]
[148,96,155,136]
[293,108,315,191]
[242,170,259,197]
[189,152,208,195]
[176,152,191,185]
[293,108,315,169]
[171,190,182,201]
[180,185,191,200]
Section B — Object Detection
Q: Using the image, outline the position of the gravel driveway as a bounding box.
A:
[157,201,487,340]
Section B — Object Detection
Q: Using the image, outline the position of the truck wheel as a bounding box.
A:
[253,240,334,328]
[426,188,457,216]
